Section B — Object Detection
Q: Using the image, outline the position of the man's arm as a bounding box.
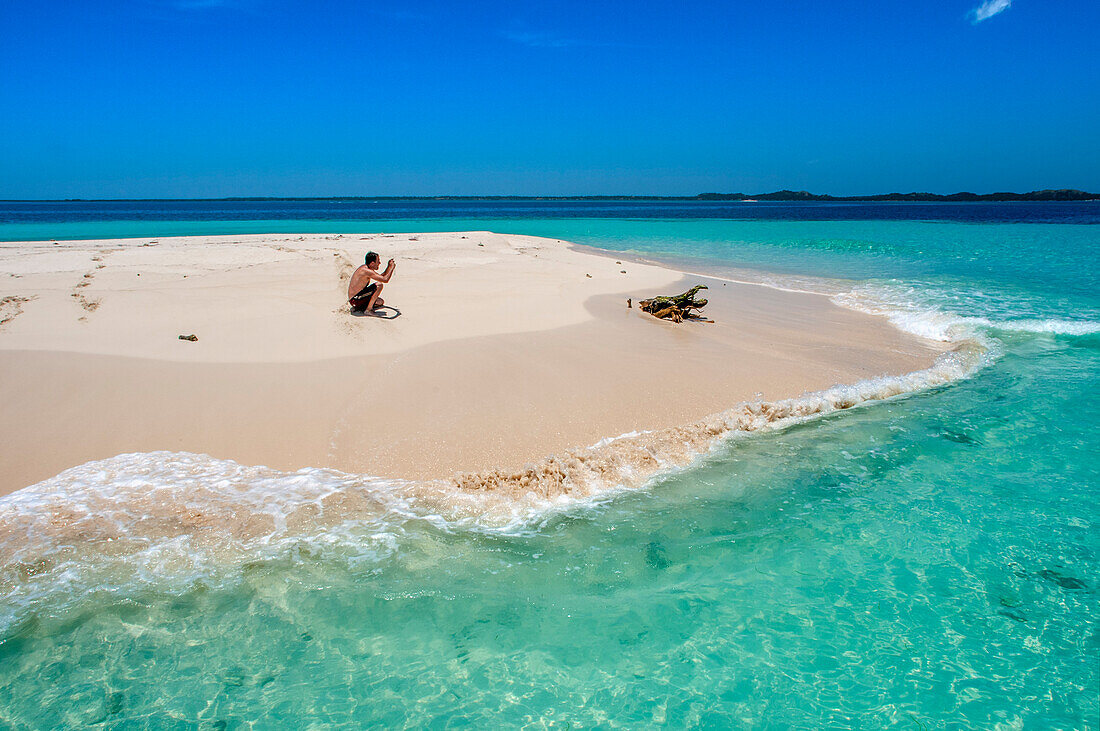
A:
[373,259,396,283]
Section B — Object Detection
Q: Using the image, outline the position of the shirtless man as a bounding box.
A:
[347,252,395,313]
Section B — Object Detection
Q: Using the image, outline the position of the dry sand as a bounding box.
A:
[0,232,946,495]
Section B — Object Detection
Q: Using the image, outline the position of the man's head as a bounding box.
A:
[365,251,380,270]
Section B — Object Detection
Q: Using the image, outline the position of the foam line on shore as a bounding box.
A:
[0,340,985,632]
[446,342,984,515]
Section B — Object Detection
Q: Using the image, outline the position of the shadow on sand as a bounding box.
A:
[351,305,402,320]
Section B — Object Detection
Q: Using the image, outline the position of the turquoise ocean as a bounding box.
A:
[0,201,1097,728]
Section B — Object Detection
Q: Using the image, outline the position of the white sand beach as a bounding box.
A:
[0,232,947,495]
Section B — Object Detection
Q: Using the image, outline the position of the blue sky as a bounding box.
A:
[1,0,1097,197]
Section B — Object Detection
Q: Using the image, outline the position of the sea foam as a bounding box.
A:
[0,338,985,632]
[832,282,1100,342]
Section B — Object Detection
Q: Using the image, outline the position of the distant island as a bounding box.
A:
[692,189,1099,202]
[6,189,1097,203]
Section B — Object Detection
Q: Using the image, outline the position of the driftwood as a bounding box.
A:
[638,285,711,323]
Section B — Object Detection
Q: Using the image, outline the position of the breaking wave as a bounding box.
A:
[0,340,985,632]
[833,282,1100,343]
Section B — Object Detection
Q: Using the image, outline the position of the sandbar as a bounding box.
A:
[0,232,946,495]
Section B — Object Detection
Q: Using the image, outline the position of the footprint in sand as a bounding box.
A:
[70,253,112,317]
[0,295,33,328]
[70,293,100,313]
[71,273,100,315]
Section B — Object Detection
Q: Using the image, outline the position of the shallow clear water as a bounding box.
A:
[0,204,1097,727]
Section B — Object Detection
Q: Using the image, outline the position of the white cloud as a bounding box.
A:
[970,0,1012,23]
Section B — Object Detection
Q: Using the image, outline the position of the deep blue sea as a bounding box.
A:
[0,201,1097,728]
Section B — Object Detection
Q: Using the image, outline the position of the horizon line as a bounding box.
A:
[1,188,1098,203]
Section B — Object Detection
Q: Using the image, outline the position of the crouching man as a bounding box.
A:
[348,251,395,313]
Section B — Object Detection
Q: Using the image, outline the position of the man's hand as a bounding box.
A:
[387,258,395,269]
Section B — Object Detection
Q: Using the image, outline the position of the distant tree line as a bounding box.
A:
[693,189,1098,202]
